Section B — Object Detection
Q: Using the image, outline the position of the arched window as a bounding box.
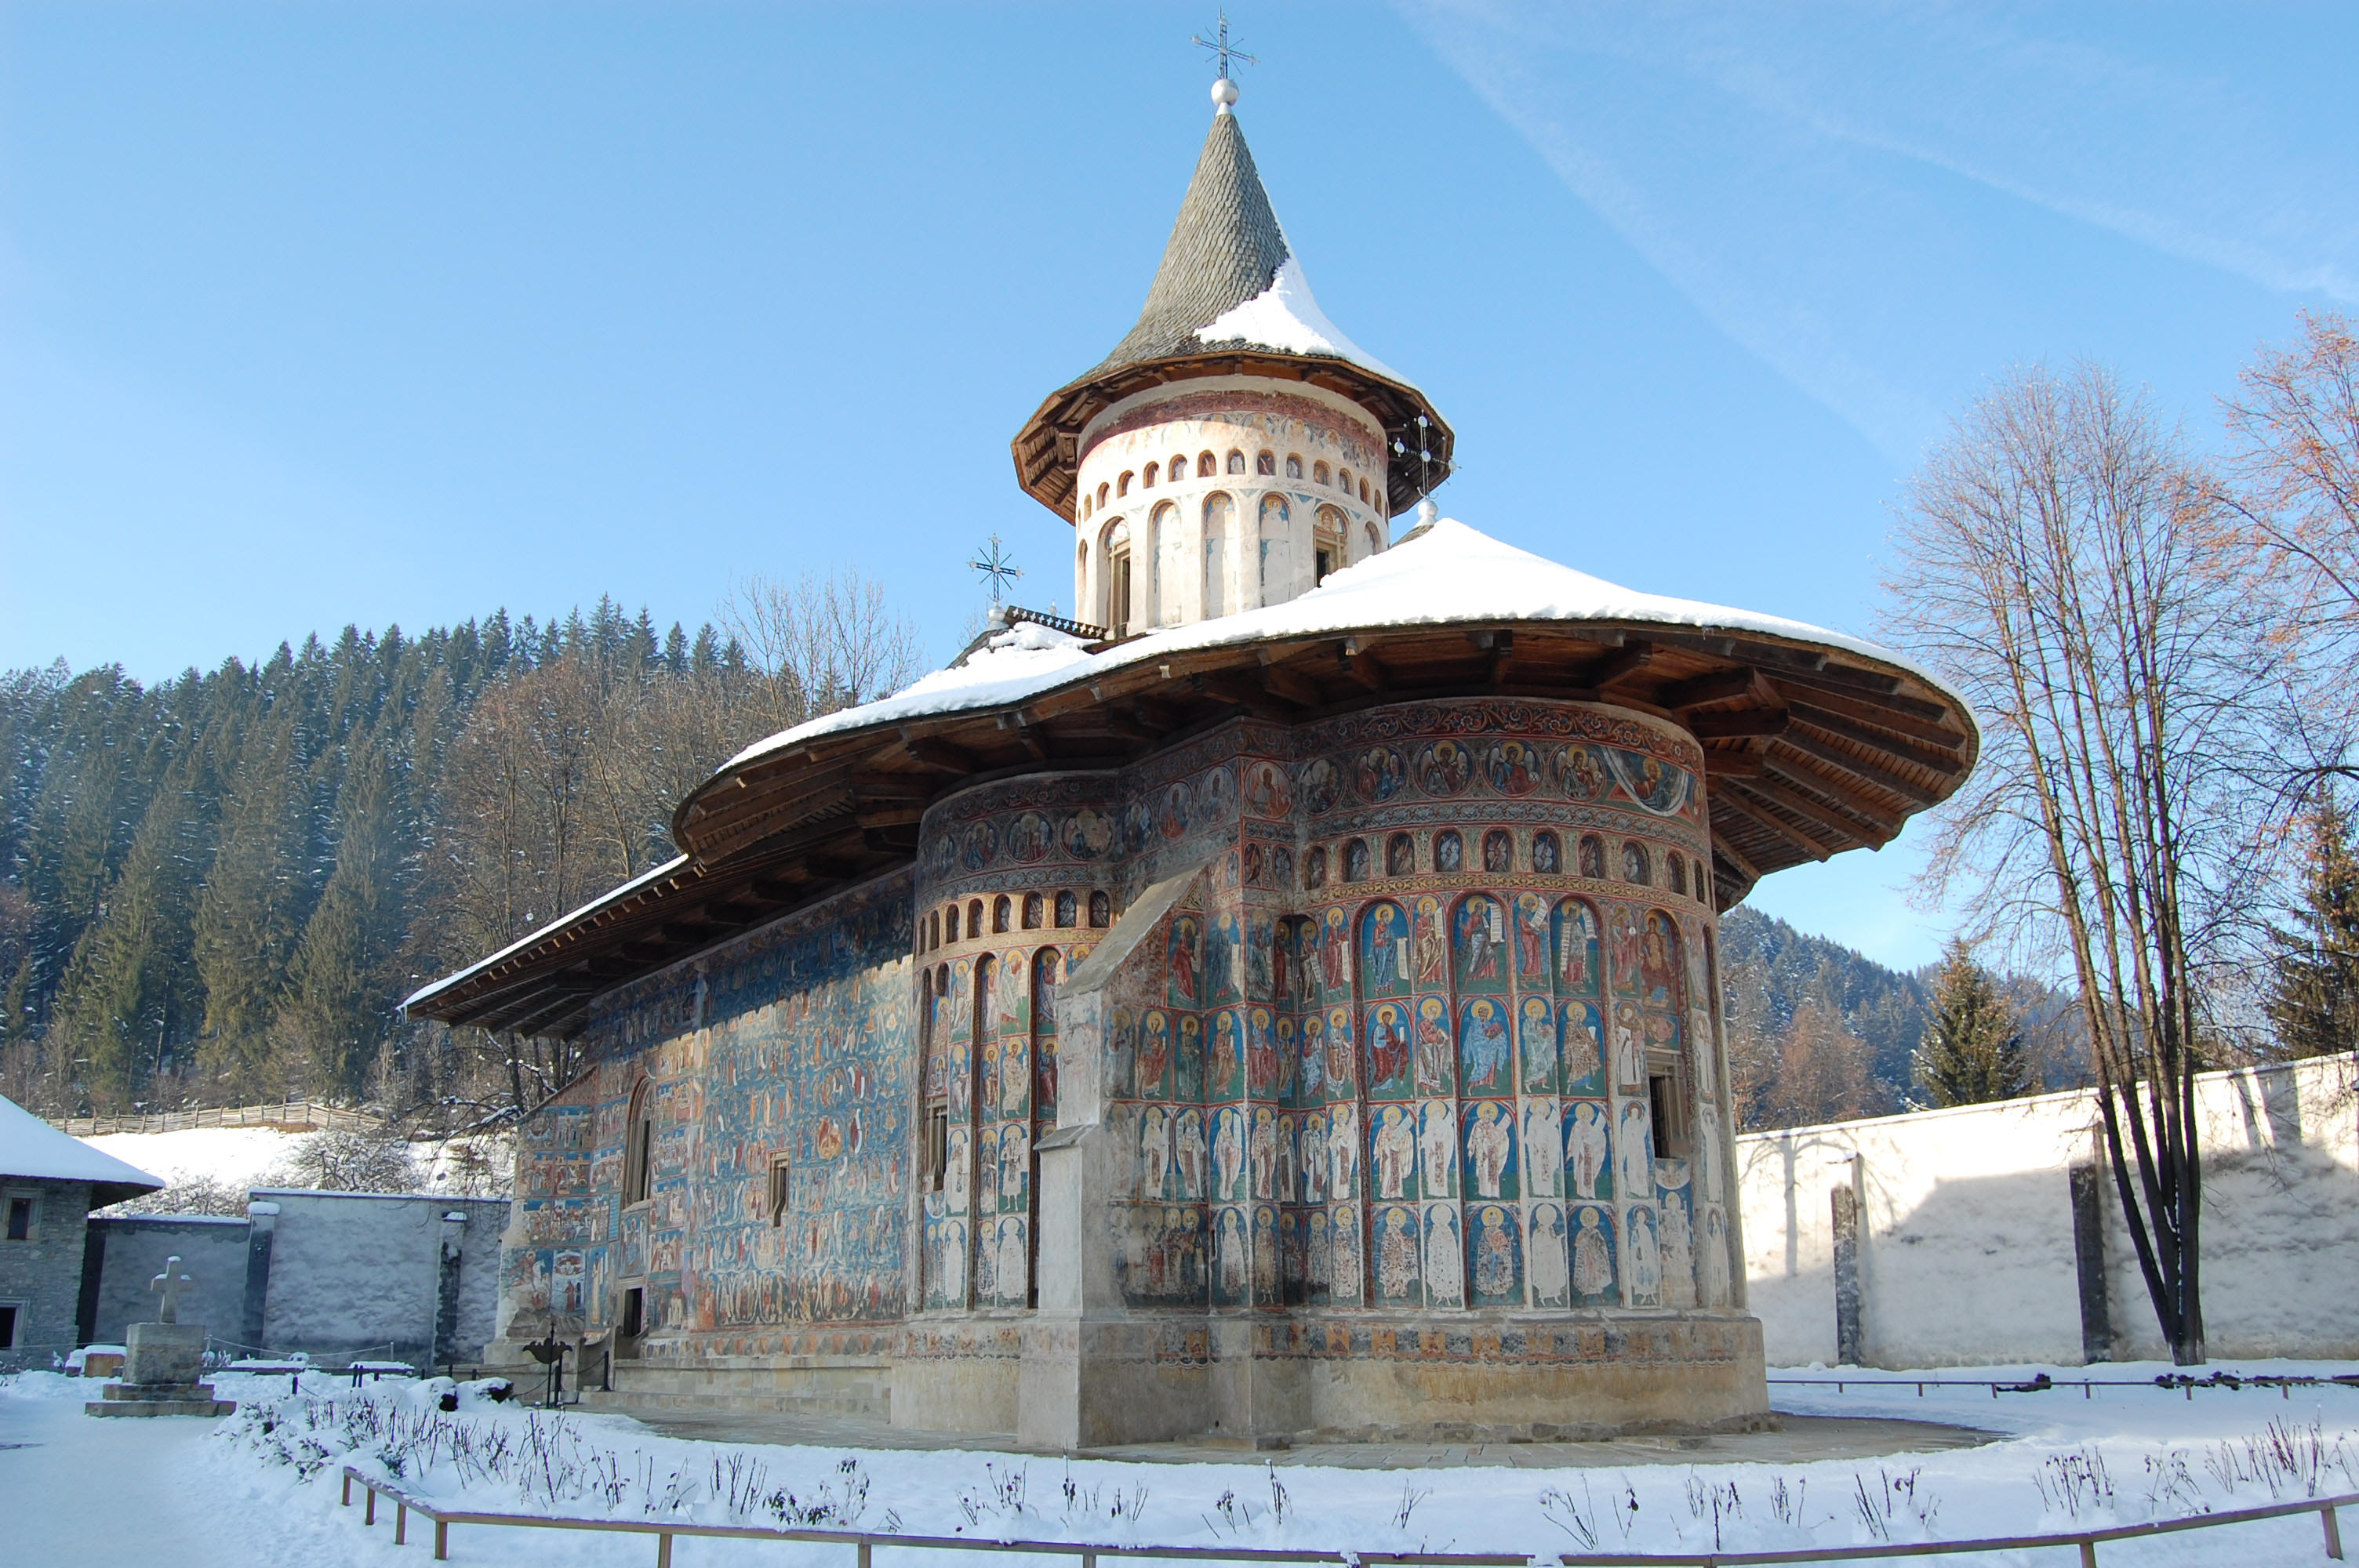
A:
[1089,890,1110,927]
[1097,482,1110,509]
[623,1081,653,1207]
[1227,449,1246,474]
[1256,450,1278,476]
[1200,450,1216,476]
[993,895,1011,933]
[1303,845,1328,889]
[1434,829,1463,873]
[1171,453,1187,479]
[1081,493,1092,520]
[1022,892,1044,929]
[1359,477,1372,504]
[1386,832,1415,877]
[968,898,985,934]
[1284,454,1303,479]
[1202,492,1234,618]
[1313,503,1347,584]
[1365,521,1382,556]
[1150,500,1181,626]
[1104,517,1133,637]
[1621,842,1651,886]
[1338,465,1351,492]
[1482,829,1514,874]
[1533,830,1562,874]
[1259,494,1292,600]
[1143,461,1158,488]
[1055,891,1078,927]
[946,903,960,942]
[1578,834,1606,880]
[1118,470,1132,497]
[1342,837,1370,883]
[1667,853,1687,898]
[1314,460,1331,485]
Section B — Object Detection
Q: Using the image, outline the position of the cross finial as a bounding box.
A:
[150,1255,192,1325]
[969,535,1023,612]
[1193,10,1256,114]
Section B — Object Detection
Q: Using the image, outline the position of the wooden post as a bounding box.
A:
[365,1488,376,1526]
[858,1543,873,1568]
[656,1532,673,1567]
[2327,1503,2346,1560]
[434,1519,449,1561]
[340,1473,351,1506]
[2078,1537,2098,1568]
[395,1502,407,1545]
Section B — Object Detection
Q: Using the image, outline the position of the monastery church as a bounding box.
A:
[409,75,1978,1447]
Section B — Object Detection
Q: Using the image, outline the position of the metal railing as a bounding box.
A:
[1770,1370,2359,1400]
[339,1468,2354,1566]
[54,1097,384,1137]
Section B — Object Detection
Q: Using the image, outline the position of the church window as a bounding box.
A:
[1285,454,1304,480]
[1339,465,1351,491]
[927,909,940,949]
[1258,494,1292,599]
[1022,892,1044,930]
[1257,450,1278,476]
[1342,837,1369,883]
[5,1196,33,1242]
[1386,833,1415,877]
[1055,891,1078,927]
[1622,842,1650,885]
[1534,830,1561,874]
[623,1085,653,1208]
[1667,853,1687,898]
[993,895,1011,933]
[1200,450,1216,476]
[1143,462,1158,487]
[1434,830,1463,873]
[923,1107,949,1192]
[1359,477,1372,503]
[1314,504,1347,585]
[1089,890,1110,927]
[1303,845,1327,889]
[1227,449,1246,474]
[1203,492,1234,617]
[769,1156,791,1225]
[1097,482,1110,509]
[1366,521,1382,554]
[968,898,984,935]
[1483,829,1513,874]
[1579,834,1606,880]
[1314,460,1330,485]
[1118,470,1133,497]
[1104,518,1133,637]
[1150,501,1181,626]
[945,904,959,942]
[1081,494,1092,519]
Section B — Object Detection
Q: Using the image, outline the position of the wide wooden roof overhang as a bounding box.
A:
[1010,349,1456,521]
[408,617,1973,1040]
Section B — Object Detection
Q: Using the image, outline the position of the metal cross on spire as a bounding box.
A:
[969,535,1023,611]
[1193,10,1256,85]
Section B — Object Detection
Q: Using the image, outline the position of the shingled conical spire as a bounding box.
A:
[1009,103,1452,521]
[1091,111,1292,375]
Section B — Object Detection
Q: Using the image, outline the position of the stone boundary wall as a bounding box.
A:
[1738,1052,2359,1367]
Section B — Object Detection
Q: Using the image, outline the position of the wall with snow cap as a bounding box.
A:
[1738,1051,2359,1367]
[1072,379,1395,634]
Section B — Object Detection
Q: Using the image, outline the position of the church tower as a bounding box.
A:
[1012,78,1452,637]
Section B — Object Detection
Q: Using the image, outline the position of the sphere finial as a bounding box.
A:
[1416,498,1440,526]
[1212,76,1240,114]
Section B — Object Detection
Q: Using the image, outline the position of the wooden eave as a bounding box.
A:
[409,618,1975,1040]
[1009,350,1455,521]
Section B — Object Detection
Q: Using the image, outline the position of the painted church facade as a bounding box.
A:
[420,82,1975,1447]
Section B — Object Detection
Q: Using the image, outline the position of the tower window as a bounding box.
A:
[623,1090,653,1207]
[1200,451,1216,476]
[1285,454,1303,479]
[993,895,1011,933]
[1089,890,1110,926]
[1359,477,1372,503]
[924,1107,950,1192]
[1056,891,1078,927]
[1143,462,1158,487]
[1338,465,1351,491]
[1118,470,1132,496]
[968,898,984,934]
[1023,892,1044,929]
[1257,451,1278,476]
[1227,450,1246,474]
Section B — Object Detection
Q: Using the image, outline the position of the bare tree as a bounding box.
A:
[721,568,924,736]
[1884,364,2277,1364]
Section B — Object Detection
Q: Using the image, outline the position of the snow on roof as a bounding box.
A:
[723,516,1962,771]
[0,1094,162,1202]
[402,853,690,1012]
[1194,251,1410,388]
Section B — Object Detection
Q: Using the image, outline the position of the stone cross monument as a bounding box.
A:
[87,1254,234,1419]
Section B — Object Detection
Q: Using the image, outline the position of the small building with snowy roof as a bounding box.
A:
[408,76,1976,1447]
[0,1093,162,1369]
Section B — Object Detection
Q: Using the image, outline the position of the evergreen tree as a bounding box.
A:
[282,737,412,1096]
[2265,792,2359,1058]
[1912,938,2030,1107]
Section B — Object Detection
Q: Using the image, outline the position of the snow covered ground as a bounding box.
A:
[5,1363,2356,1565]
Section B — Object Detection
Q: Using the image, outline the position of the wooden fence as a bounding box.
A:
[53,1098,384,1138]
[340,1468,2353,1566]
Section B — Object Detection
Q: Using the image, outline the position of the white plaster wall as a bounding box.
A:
[1738,1053,2359,1367]
[1072,380,1390,630]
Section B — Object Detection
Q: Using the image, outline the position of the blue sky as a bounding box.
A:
[5,3,2354,970]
